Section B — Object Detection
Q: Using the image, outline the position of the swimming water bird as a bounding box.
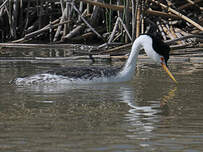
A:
[14,33,177,85]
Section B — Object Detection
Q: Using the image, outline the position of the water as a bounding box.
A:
[0,60,203,152]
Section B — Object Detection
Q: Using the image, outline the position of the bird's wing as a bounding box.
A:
[45,66,121,80]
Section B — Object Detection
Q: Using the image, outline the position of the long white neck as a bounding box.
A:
[118,35,154,81]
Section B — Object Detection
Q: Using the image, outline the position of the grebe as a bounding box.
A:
[14,34,177,85]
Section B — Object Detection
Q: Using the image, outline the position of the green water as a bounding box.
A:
[0,61,203,152]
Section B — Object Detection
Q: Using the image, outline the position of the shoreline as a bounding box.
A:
[1,43,203,64]
[0,54,203,64]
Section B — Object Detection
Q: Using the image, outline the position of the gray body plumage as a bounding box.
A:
[45,66,122,80]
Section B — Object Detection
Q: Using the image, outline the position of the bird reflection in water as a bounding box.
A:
[120,85,177,142]
[120,85,160,138]
[160,87,177,115]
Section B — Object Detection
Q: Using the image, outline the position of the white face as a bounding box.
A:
[152,53,164,65]
[140,35,165,65]
[144,44,165,65]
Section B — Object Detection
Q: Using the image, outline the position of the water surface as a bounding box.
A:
[0,61,203,152]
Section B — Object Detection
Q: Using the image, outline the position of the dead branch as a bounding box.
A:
[150,0,203,31]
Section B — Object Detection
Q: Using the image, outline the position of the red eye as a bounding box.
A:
[160,57,164,62]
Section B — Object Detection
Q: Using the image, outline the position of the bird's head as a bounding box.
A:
[144,33,177,83]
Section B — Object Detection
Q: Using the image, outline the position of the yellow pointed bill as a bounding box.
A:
[161,63,177,83]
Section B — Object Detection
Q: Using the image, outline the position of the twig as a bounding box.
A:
[124,0,130,42]
[60,0,65,12]
[131,0,136,41]
[99,43,132,54]
[12,19,72,43]
[165,34,203,45]
[72,2,104,40]
[118,17,132,41]
[77,0,181,19]
[106,15,132,44]
[150,0,203,31]
[72,27,106,41]
[136,0,141,38]
[63,24,85,39]
[108,17,119,43]
[53,7,67,42]
[12,0,18,39]
[157,21,167,40]
[179,0,201,10]
[0,0,9,10]
[169,24,183,45]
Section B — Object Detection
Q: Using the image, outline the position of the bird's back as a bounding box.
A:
[45,66,121,80]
